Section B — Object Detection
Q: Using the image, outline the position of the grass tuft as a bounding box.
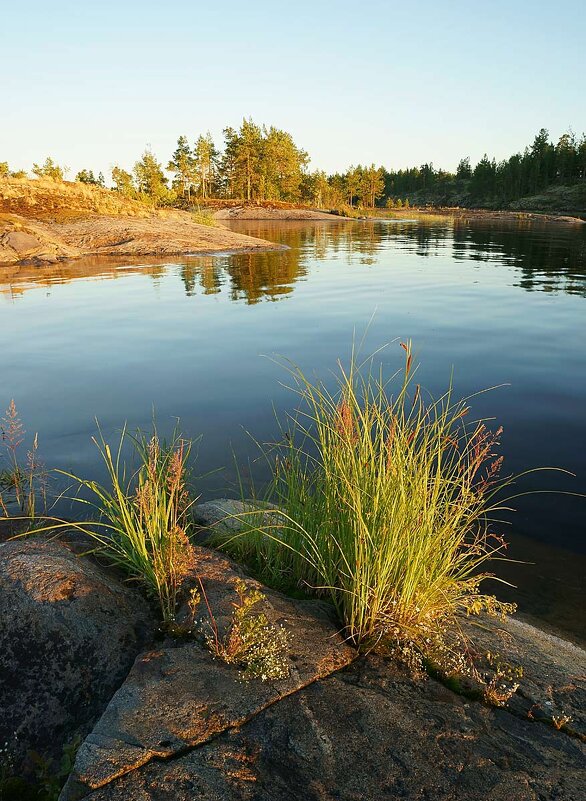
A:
[60,425,196,622]
[214,342,518,671]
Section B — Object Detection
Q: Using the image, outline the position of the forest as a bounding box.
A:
[2,122,585,211]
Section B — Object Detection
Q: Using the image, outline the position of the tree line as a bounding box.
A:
[2,123,585,210]
[383,129,586,206]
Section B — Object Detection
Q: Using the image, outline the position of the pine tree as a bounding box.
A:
[111,166,135,196]
[345,166,361,207]
[76,169,98,184]
[134,150,170,205]
[456,157,472,180]
[167,136,196,199]
[194,133,218,198]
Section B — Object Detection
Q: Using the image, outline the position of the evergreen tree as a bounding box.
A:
[235,118,264,201]
[456,157,472,180]
[262,126,308,201]
[555,131,577,183]
[345,166,361,207]
[220,126,239,198]
[194,133,218,198]
[134,150,170,205]
[32,157,68,181]
[111,166,135,196]
[360,164,385,207]
[76,169,99,184]
[167,136,196,198]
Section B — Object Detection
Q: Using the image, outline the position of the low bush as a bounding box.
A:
[191,206,217,226]
[194,579,290,681]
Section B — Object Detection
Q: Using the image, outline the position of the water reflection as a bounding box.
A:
[1,217,585,641]
[2,219,584,303]
[450,219,586,297]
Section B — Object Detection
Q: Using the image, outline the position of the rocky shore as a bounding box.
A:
[213,206,343,221]
[0,178,286,267]
[1,503,584,801]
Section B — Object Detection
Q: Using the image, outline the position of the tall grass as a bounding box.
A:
[215,343,517,666]
[0,400,47,519]
[60,426,196,622]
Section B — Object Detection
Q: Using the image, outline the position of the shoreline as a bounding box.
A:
[375,207,586,225]
[3,173,582,268]
[0,211,289,267]
[1,515,583,651]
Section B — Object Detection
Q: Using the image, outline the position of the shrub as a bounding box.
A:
[215,343,517,672]
[31,157,68,182]
[191,206,217,227]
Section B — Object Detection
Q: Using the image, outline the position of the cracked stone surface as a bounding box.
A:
[56,522,586,801]
[68,655,586,801]
[461,614,586,740]
[60,546,355,800]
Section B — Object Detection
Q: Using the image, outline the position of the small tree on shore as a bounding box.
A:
[32,157,68,181]
[134,150,171,206]
[111,166,136,197]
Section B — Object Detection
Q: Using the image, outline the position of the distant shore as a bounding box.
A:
[373,207,586,225]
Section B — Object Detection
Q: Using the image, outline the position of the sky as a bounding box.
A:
[2,0,585,179]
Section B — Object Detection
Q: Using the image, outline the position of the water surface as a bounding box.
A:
[1,218,584,641]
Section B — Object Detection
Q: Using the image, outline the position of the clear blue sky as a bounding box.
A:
[2,0,585,178]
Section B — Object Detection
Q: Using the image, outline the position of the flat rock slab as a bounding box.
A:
[61,547,355,800]
[462,614,586,738]
[57,525,586,801]
[72,655,586,801]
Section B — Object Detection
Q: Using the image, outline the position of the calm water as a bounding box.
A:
[1,218,585,641]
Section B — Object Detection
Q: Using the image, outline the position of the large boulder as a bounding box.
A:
[0,537,155,774]
[193,498,278,539]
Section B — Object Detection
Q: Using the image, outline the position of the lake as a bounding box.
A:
[1,217,584,642]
